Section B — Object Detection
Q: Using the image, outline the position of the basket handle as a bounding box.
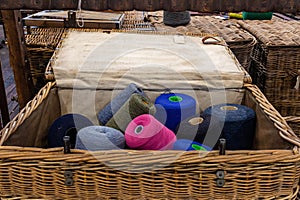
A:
[202,36,227,46]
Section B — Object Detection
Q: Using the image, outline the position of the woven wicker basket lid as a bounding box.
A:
[25,28,65,49]
[238,18,300,46]
[148,12,254,44]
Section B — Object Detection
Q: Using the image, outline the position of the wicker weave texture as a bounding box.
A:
[285,116,300,138]
[25,28,65,92]
[0,147,299,199]
[148,13,256,70]
[25,28,65,49]
[238,20,300,117]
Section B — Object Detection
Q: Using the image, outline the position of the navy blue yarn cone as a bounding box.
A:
[172,139,211,151]
[203,104,256,150]
[97,83,146,125]
[48,114,93,148]
[155,93,196,132]
[75,126,125,151]
[175,114,223,150]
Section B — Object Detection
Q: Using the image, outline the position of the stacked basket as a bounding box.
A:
[238,19,300,135]
[0,29,300,199]
[25,27,65,92]
[148,13,257,70]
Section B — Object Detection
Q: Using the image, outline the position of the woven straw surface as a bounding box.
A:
[25,28,65,92]
[0,147,299,199]
[0,82,300,199]
[285,116,300,138]
[25,28,65,49]
[148,12,256,70]
[238,19,300,118]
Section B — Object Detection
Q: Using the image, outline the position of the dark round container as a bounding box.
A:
[163,11,191,27]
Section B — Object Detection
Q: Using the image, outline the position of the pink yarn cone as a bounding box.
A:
[125,114,176,150]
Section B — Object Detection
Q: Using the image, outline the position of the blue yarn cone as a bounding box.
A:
[175,114,223,150]
[203,104,256,150]
[155,93,196,132]
[48,114,93,148]
[172,139,211,151]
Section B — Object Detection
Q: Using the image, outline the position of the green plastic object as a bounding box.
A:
[168,96,183,103]
[242,12,273,20]
[191,144,208,151]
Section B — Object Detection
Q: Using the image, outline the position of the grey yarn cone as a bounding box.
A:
[75,126,125,151]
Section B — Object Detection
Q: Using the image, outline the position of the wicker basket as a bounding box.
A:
[121,11,156,31]
[0,80,300,199]
[25,27,65,92]
[3,29,300,199]
[238,19,300,121]
[148,13,256,70]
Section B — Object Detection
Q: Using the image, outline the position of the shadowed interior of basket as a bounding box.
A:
[2,87,292,150]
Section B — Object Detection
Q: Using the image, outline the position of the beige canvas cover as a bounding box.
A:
[52,31,245,90]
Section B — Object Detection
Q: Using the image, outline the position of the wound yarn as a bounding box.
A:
[48,114,93,148]
[106,93,156,132]
[175,114,223,150]
[97,83,146,125]
[125,114,176,150]
[203,104,256,150]
[172,139,211,151]
[155,92,196,132]
[75,126,125,151]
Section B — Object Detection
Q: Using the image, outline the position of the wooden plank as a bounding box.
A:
[23,18,65,28]
[0,59,10,127]
[1,10,34,108]
[28,10,123,21]
[23,10,125,29]
[24,18,123,29]
[0,0,299,13]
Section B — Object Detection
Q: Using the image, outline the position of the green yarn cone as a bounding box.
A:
[105,94,156,132]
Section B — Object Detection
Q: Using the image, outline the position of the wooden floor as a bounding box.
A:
[0,25,19,127]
